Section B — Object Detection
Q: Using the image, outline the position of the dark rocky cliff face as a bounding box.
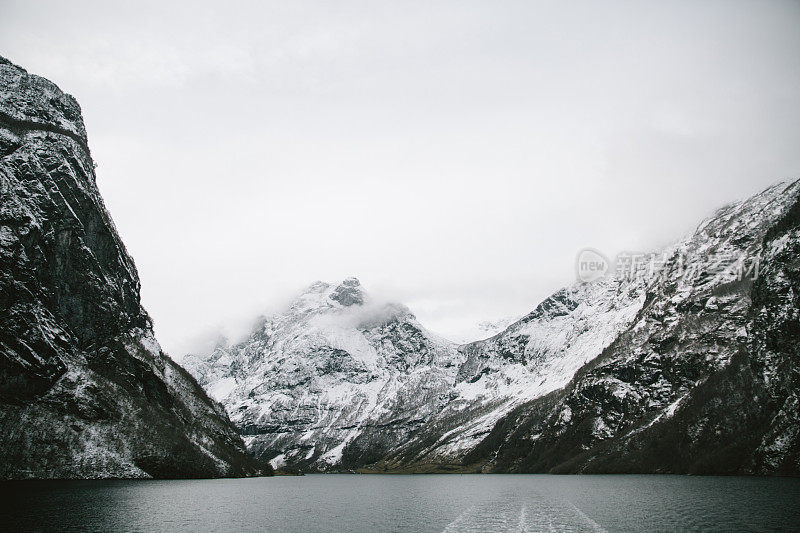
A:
[465,181,800,475]
[0,56,268,479]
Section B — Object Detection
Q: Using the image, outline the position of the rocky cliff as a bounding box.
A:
[0,56,267,479]
[464,180,800,474]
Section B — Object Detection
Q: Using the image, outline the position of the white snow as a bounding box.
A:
[269,454,286,469]
[208,377,237,402]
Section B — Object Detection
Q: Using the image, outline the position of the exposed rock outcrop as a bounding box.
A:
[466,181,800,474]
[0,56,268,479]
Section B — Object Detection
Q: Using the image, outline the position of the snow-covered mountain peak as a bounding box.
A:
[184,277,462,469]
[288,277,368,315]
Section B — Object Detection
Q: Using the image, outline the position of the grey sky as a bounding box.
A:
[2,0,799,354]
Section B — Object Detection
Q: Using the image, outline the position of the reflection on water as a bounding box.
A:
[2,474,799,532]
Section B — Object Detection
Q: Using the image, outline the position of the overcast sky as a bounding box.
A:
[2,0,799,355]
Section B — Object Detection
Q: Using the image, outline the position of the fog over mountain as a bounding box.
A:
[1,1,798,359]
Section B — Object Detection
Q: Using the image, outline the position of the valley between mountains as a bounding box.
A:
[1,54,798,479]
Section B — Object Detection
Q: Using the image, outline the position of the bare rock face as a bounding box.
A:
[0,56,267,479]
[329,277,365,306]
[467,181,800,475]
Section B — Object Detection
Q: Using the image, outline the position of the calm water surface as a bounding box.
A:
[1,474,799,532]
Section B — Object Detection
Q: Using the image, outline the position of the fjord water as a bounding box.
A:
[2,475,799,532]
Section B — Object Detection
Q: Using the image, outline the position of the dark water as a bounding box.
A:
[1,475,799,532]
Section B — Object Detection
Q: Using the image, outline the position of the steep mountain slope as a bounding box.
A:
[183,278,463,470]
[465,180,800,474]
[360,276,649,470]
[0,56,266,479]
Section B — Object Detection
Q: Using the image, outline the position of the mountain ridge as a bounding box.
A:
[187,179,800,475]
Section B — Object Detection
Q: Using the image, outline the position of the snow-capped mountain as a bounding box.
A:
[184,277,463,470]
[188,180,800,475]
[185,272,649,471]
[3,53,794,479]
[0,56,265,479]
[372,275,649,469]
[465,180,800,474]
